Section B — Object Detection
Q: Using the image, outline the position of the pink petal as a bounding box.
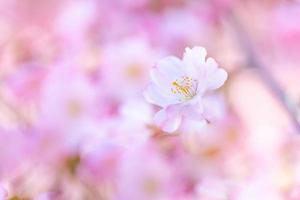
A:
[202,94,226,122]
[154,106,182,133]
[184,103,204,121]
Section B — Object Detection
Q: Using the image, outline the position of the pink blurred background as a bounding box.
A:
[1,0,300,199]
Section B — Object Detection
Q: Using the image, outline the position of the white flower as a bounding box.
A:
[144,46,228,133]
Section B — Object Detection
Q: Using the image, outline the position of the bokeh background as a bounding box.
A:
[1,0,300,199]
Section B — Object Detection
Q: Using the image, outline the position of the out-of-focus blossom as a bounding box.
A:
[55,0,96,39]
[144,46,227,133]
[271,2,300,59]
[101,38,161,99]
[39,66,97,129]
[0,129,34,178]
[0,186,7,200]
[34,193,51,200]
[157,8,211,52]
[235,178,282,200]
[5,64,46,103]
[116,144,172,200]
[79,140,123,185]
[110,98,153,147]
[196,178,230,200]
[34,65,101,164]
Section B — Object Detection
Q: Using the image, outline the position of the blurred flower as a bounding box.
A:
[35,65,101,163]
[100,38,161,99]
[110,98,153,147]
[34,193,51,200]
[0,186,7,200]
[79,140,123,185]
[157,8,211,51]
[196,177,230,200]
[116,144,172,200]
[39,66,97,129]
[0,129,34,178]
[271,2,300,59]
[55,0,96,40]
[144,46,227,133]
[5,63,46,103]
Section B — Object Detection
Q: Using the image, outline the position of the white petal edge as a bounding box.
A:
[206,68,228,90]
[183,46,207,64]
[183,47,208,77]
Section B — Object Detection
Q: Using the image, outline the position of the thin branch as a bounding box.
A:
[228,13,300,132]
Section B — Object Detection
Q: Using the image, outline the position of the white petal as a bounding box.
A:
[184,47,207,63]
[183,47,207,77]
[206,57,218,72]
[144,84,177,107]
[184,103,204,121]
[202,94,226,122]
[154,106,182,133]
[150,67,173,94]
[156,56,184,79]
[206,68,228,90]
[193,57,218,81]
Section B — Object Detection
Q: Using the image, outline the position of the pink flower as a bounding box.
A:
[116,144,172,200]
[79,141,123,185]
[100,38,160,99]
[40,66,96,128]
[144,46,227,133]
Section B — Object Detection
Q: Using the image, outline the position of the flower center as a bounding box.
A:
[67,100,83,118]
[171,76,198,101]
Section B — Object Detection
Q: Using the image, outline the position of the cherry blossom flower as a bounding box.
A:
[144,46,228,133]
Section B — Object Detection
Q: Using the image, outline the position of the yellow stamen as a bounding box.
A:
[171,76,197,101]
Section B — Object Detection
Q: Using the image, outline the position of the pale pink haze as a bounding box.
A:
[144,46,228,133]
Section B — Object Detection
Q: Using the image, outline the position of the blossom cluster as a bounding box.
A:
[1,0,300,199]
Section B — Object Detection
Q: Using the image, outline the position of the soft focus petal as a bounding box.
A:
[0,186,7,200]
[154,106,182,133]
[202,94,226,122]
[184,103,205,121]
